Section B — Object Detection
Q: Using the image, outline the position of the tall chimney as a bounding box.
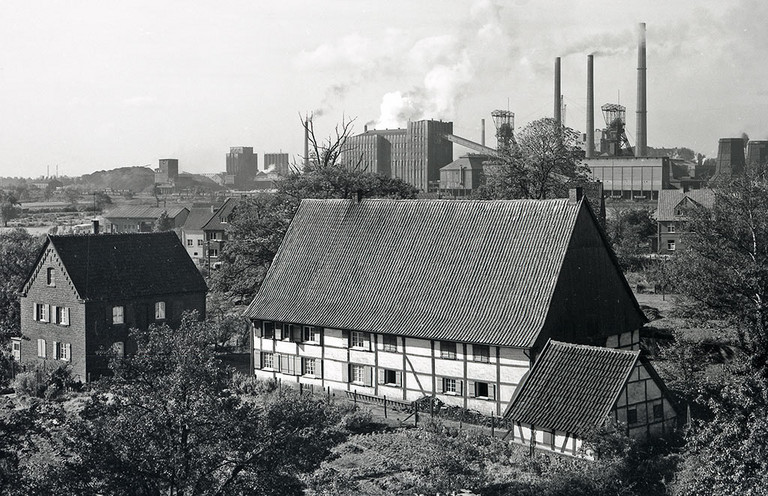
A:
[554,57,561,125]
[481,118,486,146]
[586,54,595,158]
[304,117,309,168]
[635,23,647,157]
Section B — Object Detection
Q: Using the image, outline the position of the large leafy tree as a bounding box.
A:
[0,229,44,340]
[606,206,656,270]
[481,117,588,200]
[41,316,344,495]
[0,190,21,227]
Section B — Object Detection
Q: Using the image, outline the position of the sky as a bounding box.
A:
[1,0,767,178]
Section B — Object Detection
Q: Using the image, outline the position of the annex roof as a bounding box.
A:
[244,198,591,348]
[183,207,217,231]
[504,340,639,437]
[25,231,207,301]
[103,205,188,220]
[440,154,492,172]
[656,188,714,221]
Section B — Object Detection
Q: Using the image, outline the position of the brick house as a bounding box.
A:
[18,230,207,381]
[505,340,678,457]
[201,197,239,264]
[243,196,649,416]
[656,188,714,254]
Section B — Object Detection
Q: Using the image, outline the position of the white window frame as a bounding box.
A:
[186,239,193,246]
[60,307,70,326]
[155,301,166,320]
[667,224,676,233]
[37,338,46,358]
[350,364,366,384]
[262,352,274,369]
[112,306,124,324]
[382,334,397,352]
[41,304,50,323]
[473,344,490,363]
[350,331,367,349]
[443,378,457,394]
[303,326,319,343]
[440,341,456,360]
[302,357,317,376]
[667,239,676,251]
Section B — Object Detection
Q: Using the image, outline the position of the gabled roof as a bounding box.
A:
[656,188,714,221]
[104,205,188,220]
[23,232,207,301]
[244,198,602,348]
[201,197,238,232]
[440,154,491,171]
[504,340,639,437]
[183,208,217,231]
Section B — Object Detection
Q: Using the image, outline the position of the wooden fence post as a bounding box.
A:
[415,401,419,427]
[384,395,388,419]
[491,411,495,437]
[354,390,357,406]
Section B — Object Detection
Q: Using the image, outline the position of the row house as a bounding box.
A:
[200,197,239,263]
[244,196,649,416]
[18,229,207,381]
[103,205,189,234]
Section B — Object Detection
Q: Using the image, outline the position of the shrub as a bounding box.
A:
[13,363,77,400]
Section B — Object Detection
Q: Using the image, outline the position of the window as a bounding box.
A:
[56,306,70,326]
[627,408,638,424]
[302,326,319,343]
[112,306,124,324]
[350,331,368,349]
[653,403,664,420]
[350,364,366,383]
[155,301,166,320]
[382,334,397,352]
[197,239,203,246]
[40,304,50,322]
[667,239,676,251]
[384,369,397,385]
[208,248,218,257]
[475,381,489,397]
[54,342,71,361]
[302,357,317,376]
[473,345,490,363]
[263,322,274,339]
[186,239,193,246]
[37,339,46,358]
[440,341,456,360]
[46,268,55,286]
[667,224,676,233]
[443,378,457,394]
[262,352,275,369]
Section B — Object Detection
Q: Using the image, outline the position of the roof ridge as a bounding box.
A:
[548,340,640,356]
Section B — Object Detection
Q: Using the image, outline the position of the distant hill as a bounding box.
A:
[77,167,225,193]
[79,166,155,192]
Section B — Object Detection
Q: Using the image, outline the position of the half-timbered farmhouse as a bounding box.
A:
[504,340,678,456]
[244,195,649,416]
[18,229,207,381]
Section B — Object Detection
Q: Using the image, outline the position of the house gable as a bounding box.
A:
[538,203,647,349]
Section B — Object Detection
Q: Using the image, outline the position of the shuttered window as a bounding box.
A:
[37,339,46,358]
[155,301,166,320]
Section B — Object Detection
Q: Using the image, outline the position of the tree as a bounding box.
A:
[93,191,112,211]
[153,210,174,232]
[0,190,21,227]
[0,229,44,340]
[606,206,656,270]
[44,315,345,495]
[480,118,588,200]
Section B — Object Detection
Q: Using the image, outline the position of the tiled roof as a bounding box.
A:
[656,188,714,221]
[104,205,188,220]
[244,198,587,348]
[183,208,216,231]
[504,340,639,437]
[201,198,238,232]
[39,232,207,301]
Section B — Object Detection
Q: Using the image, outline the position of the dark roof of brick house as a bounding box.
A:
[244,197,631,348]
[656,188,714,221]
[201,197,238,232]
[504,340,639,437]
[184,208,217,231]
[24,231,207,301]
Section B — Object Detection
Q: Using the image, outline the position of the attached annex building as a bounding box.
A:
[18,231,207,381]
[244,196,650,418]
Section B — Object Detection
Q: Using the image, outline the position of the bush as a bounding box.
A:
[340,408,374,433]
[13,363,78,400]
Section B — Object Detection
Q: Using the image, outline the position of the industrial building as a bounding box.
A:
[226,147,259,188]
[263,152,290,175]
[341,120,453,192]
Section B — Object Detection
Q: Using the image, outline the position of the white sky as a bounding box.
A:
[1,0,766,178]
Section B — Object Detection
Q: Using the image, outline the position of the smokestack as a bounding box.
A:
[304,117,309,168]
[635,23,647,157]
[747,140,768,165]
[714,138,746,179]
[554,57,561,125]
[481,119,486,146]
[586,54,595,158]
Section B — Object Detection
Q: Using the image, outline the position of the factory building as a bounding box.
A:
[226,147,258,188]
[341,120,453,192]
[263,152,291,175]
[585,156,670,200]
